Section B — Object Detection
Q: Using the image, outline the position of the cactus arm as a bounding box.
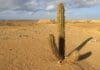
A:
[49,34,60,60]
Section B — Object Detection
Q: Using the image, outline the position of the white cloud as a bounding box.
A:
[68,0,100,8]
[84,0,100,5]
[46,4,55,11]
[0,0,100,19]
[0,0,100,12]
[25,1,38,8]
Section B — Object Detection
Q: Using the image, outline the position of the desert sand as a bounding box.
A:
[0,20,99,70]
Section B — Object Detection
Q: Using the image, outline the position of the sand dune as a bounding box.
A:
[0,20,99,70]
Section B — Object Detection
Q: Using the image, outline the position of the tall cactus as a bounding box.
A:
[49,3,93,63]
[57,3,65,38]
[57,3,65,60]
[49,3,65,62]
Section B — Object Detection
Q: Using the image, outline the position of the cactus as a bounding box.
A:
[57,3,65,38]
[49,3,65,61]
[49,3,93,64]
[49,34,61,60]
[57,3,65,60]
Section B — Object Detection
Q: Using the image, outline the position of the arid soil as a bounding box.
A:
[0,20,99,70]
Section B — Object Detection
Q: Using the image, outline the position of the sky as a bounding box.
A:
[0,0,100,20]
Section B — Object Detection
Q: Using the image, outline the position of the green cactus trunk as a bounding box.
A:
[57,3,65,60]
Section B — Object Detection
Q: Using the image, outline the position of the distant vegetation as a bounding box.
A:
[0,20,39,26]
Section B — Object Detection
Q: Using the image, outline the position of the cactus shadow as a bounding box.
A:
[75,37,93,51]
[78,52,92,61]
[68,37,93,56]
[49,34,93,62]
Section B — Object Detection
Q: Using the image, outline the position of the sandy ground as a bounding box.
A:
[0,21,100,70]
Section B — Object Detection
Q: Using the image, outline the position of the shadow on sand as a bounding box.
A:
[68,37,93,61]
[49,34,93,61]
[78,51,92,61]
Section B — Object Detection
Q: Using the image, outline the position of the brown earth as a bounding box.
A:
[0,20,99,70]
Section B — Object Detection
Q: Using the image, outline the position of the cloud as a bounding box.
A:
[0,0,100,19]
[0,0,31,11]
[46,5,55,11]
[66,0,100,8]
[66,5,100,19]
[0,0,100,12]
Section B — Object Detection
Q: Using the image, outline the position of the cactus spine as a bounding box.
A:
[57,3,65,60]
